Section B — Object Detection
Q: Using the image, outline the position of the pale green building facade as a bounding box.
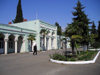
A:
[0,20,57,54]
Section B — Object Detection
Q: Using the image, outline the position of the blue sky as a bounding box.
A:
[0,0,100,30]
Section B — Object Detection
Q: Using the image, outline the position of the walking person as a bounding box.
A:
[33,44,37,55]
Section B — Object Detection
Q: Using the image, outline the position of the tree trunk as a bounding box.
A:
[71,39,75,55]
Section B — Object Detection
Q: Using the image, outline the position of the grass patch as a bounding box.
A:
[50,53,67,61]
[50,50,98,61]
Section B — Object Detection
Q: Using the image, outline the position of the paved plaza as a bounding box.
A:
[0,49,100,75]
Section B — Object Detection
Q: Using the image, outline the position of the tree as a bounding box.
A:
[40,29,49,51]
[72,0,90,51]
[65,0,89,54]
[91,21,97,34]
[13,0,24,23]
[28,34,36,51]
[55,22,62,36]
[89,21,97,47]
[65,24,80,55]
[98,21,100,40]
[55,22,62,49]
[71,35,82,54]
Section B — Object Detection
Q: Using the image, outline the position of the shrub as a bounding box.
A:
[67,57,77,61]
[91,41,100,49]
[50,53,67,61]
[78,51,97,60]
[50,51,98,61]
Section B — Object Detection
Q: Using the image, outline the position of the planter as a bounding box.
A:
[50,51,100,64]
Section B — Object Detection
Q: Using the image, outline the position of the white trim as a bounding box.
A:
[50,51,100,64]
[88,48,100,51]
[40,25,57,31]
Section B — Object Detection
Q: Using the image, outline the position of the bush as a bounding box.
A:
[67,57,76,61]
[50,53,67,61]
[78,51,97,60]
[91,41,100,49]
[50,51,98,61]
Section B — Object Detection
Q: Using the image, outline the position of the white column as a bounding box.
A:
[4,34,9,54]
[14,35,19,54]
[4,39,8,54]
[15,40,18,53]
[45,36,46,50]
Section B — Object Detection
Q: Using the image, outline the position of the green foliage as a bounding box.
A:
[65,1,90,53]
[50,51,97,61]
[55,22,62,36]
[91,41,100,49]
[40,29,49,35]
[73,0,89,45]
[78,51,97,60]
[89,34,98,46]
[28,34,36,41]
[50,53,67,61]
[13,0,23,23]
[91,21,97,34]
[97,21,100,39]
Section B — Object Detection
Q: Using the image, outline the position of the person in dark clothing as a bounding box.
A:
[33,44,37,55]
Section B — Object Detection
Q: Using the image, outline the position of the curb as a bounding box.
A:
[50,51,100,64]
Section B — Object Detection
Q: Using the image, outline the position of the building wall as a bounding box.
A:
[11,20,58,51]
[0,24,36,54]
[0,19,58,54]
[0,19,71,55]
[40,20,57,50]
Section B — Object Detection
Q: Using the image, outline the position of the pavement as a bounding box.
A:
[0,49,100,75]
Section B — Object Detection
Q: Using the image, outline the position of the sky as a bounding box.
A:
[0,0,100,30]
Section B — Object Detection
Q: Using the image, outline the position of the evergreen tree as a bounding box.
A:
[91,21,97,34]
[65,0,89,52]
[72,0,89,50]
[98,21,100,39]
[55,22,62,49]
[55,22,62,35]
[91,21,100,48]
[13,0,23,23]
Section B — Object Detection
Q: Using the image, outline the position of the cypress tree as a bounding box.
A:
[13,0,23,23]
[55,22,62,49]
[98,21,100,39]
[55,22,62,36]
[91,21,97,34]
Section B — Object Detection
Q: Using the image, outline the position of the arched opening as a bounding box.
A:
[8,34,15,53]
[18,36,23,53]
[0,33,4,54]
